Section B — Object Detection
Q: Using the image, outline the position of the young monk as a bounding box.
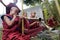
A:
[1,5,30,40]
[28,11,39,29]
[23,12,27,18]
[23,12,43,37]
[47,15,57,28]
[24,19,43,37]
[30,11,37,19]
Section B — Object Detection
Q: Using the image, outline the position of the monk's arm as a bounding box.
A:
[4,16,16,26]
[29,22,37,27]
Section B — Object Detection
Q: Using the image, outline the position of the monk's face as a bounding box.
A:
[31,12,36,17]
[23,12,27,17]
[10,7,19,15]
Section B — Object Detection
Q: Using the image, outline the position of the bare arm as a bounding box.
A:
[4,15,16,26]
[29,22,37,27]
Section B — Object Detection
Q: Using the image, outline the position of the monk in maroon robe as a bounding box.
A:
[47,16,57,28]
[28,20,43,37]
[24,17,43,37]
[1,5,30,40]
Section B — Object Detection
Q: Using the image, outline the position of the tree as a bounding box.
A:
[24,0,60,22]
[50,1,59,21]
[42,0,52,21]
[58,0,60,6]
[24,0,47,21]
[24,0,42,6]
[50,0,60,22]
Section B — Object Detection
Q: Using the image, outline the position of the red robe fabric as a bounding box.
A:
[1,14,43,40]
[47,18,57,27]
[1,14,30,40]
[24,19,43,37]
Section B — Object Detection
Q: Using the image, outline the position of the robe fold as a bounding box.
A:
[1,14,43,40]
[47,18,57,28]
[24,19,43,37]
[1,14,30,40]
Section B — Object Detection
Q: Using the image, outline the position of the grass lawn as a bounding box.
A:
[0,28,2,40]
[0,31,2,40]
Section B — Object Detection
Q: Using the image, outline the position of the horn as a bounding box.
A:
[41,22,53,31]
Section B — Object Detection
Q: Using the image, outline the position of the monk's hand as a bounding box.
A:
[24,29,29,34]
[13,15,17,19]
[36,21,39,24]
[24,29,28,31]
[20,16,25,19]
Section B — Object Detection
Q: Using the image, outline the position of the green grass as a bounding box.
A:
[0,28,2,40]
[0,31,2,40]
[56,26,60,30]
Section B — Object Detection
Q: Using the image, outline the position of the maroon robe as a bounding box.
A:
[47,18,57,27]
[1,14,30,40]
[24,19,43,37]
